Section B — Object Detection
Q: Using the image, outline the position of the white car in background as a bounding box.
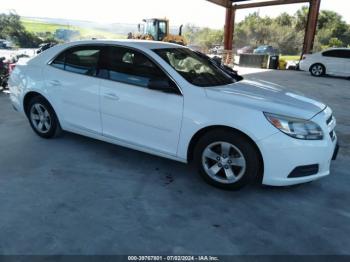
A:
[300,48,350,77]
[8,40,338,190]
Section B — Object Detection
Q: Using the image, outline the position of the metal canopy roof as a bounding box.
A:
[206,0,250,8]
[207,0,309,8]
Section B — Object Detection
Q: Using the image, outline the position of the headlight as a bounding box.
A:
[264,112,323,140]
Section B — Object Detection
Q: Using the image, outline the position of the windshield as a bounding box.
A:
[145,21,157,40]
[153,48,234,87]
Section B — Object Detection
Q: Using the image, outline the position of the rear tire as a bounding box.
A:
[310,63,325,77]
[27,96,62,139]
[193,129,261,190]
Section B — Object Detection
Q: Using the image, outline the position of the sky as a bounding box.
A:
[0,0,349,28]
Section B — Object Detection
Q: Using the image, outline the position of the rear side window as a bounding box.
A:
[322,49,350,58]
[51,46,101,76]
[51,52,65,69]
[97,46,167,87]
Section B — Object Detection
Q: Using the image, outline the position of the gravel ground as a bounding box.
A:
[0,69,349,255]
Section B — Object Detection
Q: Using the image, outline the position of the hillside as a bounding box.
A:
[21,18,126,40]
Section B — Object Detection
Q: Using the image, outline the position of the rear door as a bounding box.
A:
[44,45,102,134]
[322,49,348,76]
[98,46,184,156]
[342,50,350,76]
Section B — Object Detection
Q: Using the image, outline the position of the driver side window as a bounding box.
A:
[98,46,171,88]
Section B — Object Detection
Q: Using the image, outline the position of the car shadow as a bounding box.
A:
[52,130,325,195]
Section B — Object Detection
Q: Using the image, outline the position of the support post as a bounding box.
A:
[223,6,236,64]
[224,6,235,50]
[302,0,321,55]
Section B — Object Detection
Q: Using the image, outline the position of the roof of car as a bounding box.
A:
[27,39,186,66]
[60,39,184,50]
[324,47,350,51]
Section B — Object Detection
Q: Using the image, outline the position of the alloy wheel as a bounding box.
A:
[30,103,51,134]
[202,141,246,184]
[311,65,323,76]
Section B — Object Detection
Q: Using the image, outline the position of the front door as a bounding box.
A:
[98,46,184,156]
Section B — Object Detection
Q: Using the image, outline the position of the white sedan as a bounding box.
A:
[300,48,350,77]
[8,40,338,190]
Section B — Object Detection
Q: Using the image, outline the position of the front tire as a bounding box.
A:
[193,130,261,190]
[27,96,62,138]
[310,63,325,77]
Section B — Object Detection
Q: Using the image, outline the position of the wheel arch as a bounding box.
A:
[187,125,264,182]
[23,91,51,117]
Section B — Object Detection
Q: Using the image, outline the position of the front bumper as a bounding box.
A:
[258,107,337,186]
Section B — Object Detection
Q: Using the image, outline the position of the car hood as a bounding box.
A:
[205,79,326,119]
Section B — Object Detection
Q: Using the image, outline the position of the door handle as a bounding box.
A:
[104,92,120,101]
[49,80,61,86]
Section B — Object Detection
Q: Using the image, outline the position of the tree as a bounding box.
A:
[295,6,309,31]
[196,27,223,48]
[0,12,25,40]
[234,13,274,47]
[0,12,42,47]
[184,25,223,48]
[328,37,344,47]
[183,24,200,44]
[318,10,343,30]
[276,12,294,27]
[178,6,350,55]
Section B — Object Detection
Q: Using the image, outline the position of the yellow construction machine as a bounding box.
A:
[128,18,187,46]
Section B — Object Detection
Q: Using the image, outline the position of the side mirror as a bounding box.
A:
[212,56,222,65]
[148,78,178,94]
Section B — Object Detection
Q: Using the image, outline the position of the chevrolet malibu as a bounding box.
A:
[8,40,338,190]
